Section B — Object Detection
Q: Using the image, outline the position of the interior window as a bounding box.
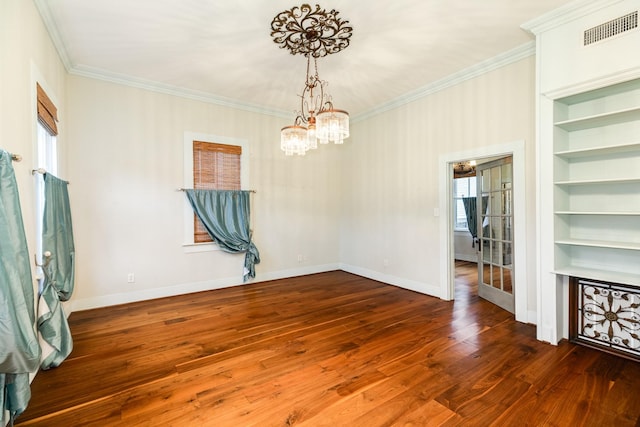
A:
[192,141,241,243]
[453,176,476,230]
[35,83,59,289]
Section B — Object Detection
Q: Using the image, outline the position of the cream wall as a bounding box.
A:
[4,0,539,317]
[66,75,342,310]
[340,56,538,314]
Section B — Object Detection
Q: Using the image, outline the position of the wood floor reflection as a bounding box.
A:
[17,269,640,426]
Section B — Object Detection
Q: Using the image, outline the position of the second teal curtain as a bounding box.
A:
[462,196,488,247]
[37,173,75,369]
[184,190,260,281]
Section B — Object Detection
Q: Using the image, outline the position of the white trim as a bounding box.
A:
[439,140,529,323]
[340,264,443,298]
[32,0,290,120]
[521,0,625,35]
[182,242,220,253]
[544,67,640,100]
[34,0,537,127]
[454,254,477,263]
[352,42,536,122]
[68,263,340,312]
[71,65,291,119]
[33,0,73,71]
[182,132,250,250]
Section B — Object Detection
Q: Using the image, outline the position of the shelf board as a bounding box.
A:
[554,107,640,131]
[554,267,640,287]
[554,177,640,186]
[554,142,640,158]
[555,211,640,216]
[555,238,640,251]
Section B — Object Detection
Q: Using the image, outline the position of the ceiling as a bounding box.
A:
[35,0,576,119]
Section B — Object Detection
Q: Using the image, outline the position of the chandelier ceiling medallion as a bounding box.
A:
[271,4,353,156]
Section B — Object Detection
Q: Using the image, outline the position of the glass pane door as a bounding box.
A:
[477,156,514,313]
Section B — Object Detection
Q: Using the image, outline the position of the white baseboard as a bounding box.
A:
[69,263,340,312]
[339,263,443,299]
[251,263,341,284]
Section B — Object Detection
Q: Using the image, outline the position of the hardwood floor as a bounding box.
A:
[16,266,640,426]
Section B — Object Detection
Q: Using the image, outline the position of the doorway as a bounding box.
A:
[451,155,514,314]
[439,140,527,323]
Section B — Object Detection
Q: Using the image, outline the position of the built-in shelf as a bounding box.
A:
[555,211,640,215]
[555,238,640,251]
[554,267,640,288]
[554,177,640,186]
[554,106,640,131]
[551,77,640,293]
[533,0,640,347]
[554,142,640,158]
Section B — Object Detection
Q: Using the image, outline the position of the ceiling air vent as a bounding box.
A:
[584,11,638,46]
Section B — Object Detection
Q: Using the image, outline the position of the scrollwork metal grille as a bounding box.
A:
[572,277,640,360]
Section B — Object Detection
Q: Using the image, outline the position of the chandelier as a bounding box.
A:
[271,4,353,156]
[453,161,477,178]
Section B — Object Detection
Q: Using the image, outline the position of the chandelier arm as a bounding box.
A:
[273,4,352,155]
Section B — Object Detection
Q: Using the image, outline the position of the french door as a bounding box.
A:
[477,156,514,313]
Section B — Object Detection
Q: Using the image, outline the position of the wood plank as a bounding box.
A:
[15,266,640,426]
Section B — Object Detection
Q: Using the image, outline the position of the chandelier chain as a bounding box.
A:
[272,4,352,156]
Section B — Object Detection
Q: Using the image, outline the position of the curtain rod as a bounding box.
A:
[11,153,22,162]
[177,188,256,193]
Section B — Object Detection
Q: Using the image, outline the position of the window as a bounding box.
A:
[453,176,476,230]
[192,141,241,243]
[182,132,249,251]
[35,83,59,289]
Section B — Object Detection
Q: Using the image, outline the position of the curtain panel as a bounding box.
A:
[462,196,488,247]
[0,150,40,424]
[184,190,260,281]
[37,173,75,370]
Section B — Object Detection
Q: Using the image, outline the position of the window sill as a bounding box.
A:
[182,242,220,253]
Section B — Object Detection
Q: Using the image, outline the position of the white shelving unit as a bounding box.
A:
[552,78,640,287]
[524,0,640,346]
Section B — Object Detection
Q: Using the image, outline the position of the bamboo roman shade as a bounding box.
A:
[192,141,242,243]
[36,83,58,136]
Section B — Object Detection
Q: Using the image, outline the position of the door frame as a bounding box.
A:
[438,140,528,323]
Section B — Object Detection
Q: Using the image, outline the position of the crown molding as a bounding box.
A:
[32,0,546,122]
[351,41,536,122]
[33,0,73,71]
[69,65,291,119]
[521,0,626,35]
[33,0,290,119]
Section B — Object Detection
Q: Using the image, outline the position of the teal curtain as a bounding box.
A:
[0,150,40,424]
[37,173,75,370]
[184,190,260,281]
[462,196,488,247]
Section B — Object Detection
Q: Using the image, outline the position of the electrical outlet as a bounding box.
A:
[127,273,135,283]
[297,254,303,263]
